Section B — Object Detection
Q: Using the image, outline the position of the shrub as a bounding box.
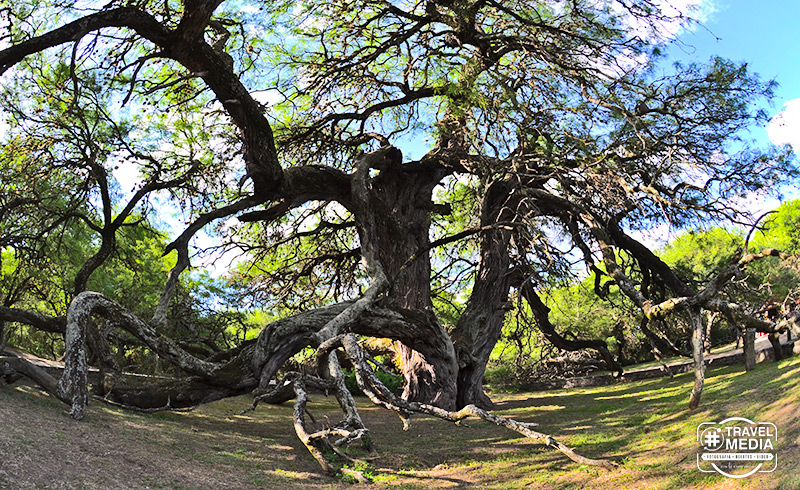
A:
[343,369,403,396]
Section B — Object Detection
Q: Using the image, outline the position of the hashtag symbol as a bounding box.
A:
[704,430,721,447]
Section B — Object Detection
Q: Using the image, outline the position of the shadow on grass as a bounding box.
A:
[2,356,799,489]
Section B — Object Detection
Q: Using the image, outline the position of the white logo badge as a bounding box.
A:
[697,417,777,478]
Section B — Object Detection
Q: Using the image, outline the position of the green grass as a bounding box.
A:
[1,357,799,489]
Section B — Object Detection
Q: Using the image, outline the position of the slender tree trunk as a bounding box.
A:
[704,311,717,354]
[451,180,515,409]
[744,328,756,371]
[688,308,705,410]
[767,332,783,361]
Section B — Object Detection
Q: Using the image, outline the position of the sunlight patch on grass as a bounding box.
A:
[529,404,565,411]
[637,385,684,401]
[771,361,800,381]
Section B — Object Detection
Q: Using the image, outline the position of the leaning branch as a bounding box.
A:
[518,278,623,375]
[0,307,66,334]
[1,350,66,403]
[0,8,170,75]
[338,334,618,470]
[58,292,221,419]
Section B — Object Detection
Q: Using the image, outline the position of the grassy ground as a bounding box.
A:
[1,357,799,489]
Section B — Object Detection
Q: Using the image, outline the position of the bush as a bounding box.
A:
[343,369,403,396]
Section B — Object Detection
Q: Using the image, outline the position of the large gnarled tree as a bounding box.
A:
[1,0,797,478]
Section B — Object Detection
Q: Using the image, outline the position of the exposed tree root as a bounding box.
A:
[244,322,619,480]
[249,328,619,478]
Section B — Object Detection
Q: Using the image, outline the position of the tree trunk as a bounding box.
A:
[451,303,506,410]
[0,320,6,353]
[768,332,784,361]
[704,311,718,354]
[744,328,756,371]
[688,308,705,410]
[451,180,515,409]
[362,157,458,409]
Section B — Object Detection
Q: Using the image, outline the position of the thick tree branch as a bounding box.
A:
[0,307,66,334]
[0,9,170,75]
[59,292,223,419]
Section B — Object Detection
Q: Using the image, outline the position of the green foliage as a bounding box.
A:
[660,228,744,285]
[338,461,376,483]
[229,202,363,314]
[343,369,403,397]
[546,283,628,342]
[484,364,534,392]
[750,200,800,254]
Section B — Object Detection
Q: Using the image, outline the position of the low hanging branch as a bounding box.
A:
[245,329,619,480]
[57,291,223,420]
[337,333,619,470]
[528,187,798,409]
[517,277,623,375]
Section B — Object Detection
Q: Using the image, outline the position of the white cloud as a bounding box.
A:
[594,0,716,79]
[613,0,717,43]
[767,98,800,150]
[658,0,716,23]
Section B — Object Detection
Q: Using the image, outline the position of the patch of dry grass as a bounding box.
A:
[1,356,799,489]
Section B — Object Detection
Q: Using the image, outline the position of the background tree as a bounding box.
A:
[492,208,800,389]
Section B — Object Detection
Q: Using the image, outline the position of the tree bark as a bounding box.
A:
[359,153,458,409]
[688,308,705,410]
[451,180,515,409]
[704,311,718,354]
[744,328,756,370]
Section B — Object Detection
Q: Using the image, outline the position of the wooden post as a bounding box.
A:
[744,328,756,371]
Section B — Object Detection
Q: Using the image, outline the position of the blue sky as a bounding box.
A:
[670,1,800,149]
